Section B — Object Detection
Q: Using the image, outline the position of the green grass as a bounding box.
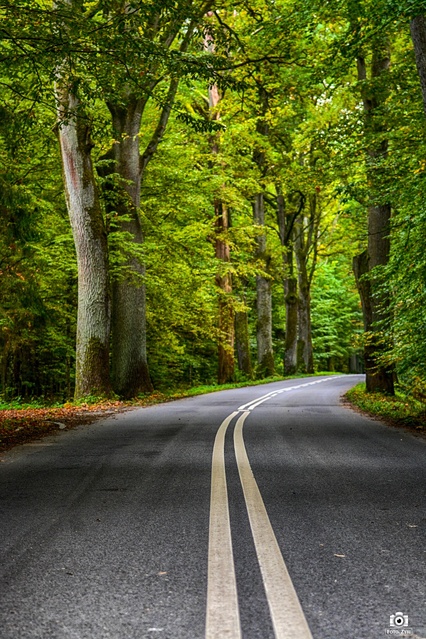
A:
[0,398,63,410]
[346,383,426,432]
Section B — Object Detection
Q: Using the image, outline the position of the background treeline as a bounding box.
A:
[0,0,425,401]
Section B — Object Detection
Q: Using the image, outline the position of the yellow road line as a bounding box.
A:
[234,411,313,639]
[206,410,242,639]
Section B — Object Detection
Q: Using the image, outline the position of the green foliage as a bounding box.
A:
[0,92,77,400]
[311,259,363,370]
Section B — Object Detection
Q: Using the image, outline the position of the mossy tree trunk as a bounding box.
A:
[235,303,253,378]
[294,218,314,374]
[276,191,298,375]
[108,99,153,398]
[294,191,318,375]
[207,49,235,384]
[215,201,235,384]
[56,63,111,399]
[253,193,275,377]
[252,87,275,378]
[355,42,394,394]
[104,10,199,397]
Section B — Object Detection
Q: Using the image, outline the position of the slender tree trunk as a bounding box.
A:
[215,201,235,383]
[253,193,275,377]
[235,303,253,378]
[355,47,394,394]
[56,88,112,399]
[353,250,379,385]
[1,341,10,396]
[276,192,298,374]
[410,14,426,115]
[252,86,275,378]
[292,190,317,376]
[206,30,235,384]
[294,215,314,374]
[108,101,152,397]
[284,275,298,374]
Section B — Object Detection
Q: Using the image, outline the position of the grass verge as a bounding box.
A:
[345,383,426,437]
[0,372,339,453]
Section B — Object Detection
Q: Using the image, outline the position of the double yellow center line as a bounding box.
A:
[206,379,333,639]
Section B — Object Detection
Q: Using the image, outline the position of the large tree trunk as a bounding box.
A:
[276,192,298,375]
[108,101,152,398]
[105,13,198,397]
[56,89,111,399]
[410,14,426,115]
[355,47,394,394]
[253,193,275,377]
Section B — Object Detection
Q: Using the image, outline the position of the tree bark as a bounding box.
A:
[294,214,314,374]
[353,250,379,386]
[206,27,235,384]
[215,201,235,384]
[276,192,298,374]
[410,14,426,116]
[105,11,200,397]
[253,193,275,377]
[108,100,152,397]
[252,85,275,378]
[284,276,298,374]
[56,87,111,399]
[235,304,253,378]
[355,46,394,394]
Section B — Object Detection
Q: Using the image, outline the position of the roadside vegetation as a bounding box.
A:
[345,383,426,437]
[0,372,341,452]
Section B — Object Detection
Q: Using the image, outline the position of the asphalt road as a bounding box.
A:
[0,375,425,639]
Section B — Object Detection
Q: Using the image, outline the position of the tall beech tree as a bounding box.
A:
[252,88,275,377]
[276,190,299,375]
[205,23,235,384]
[294,192,320,374]
[353,34,394,394]
[234,290,253,378]
[54,1,112,399]
[103,2,213,397]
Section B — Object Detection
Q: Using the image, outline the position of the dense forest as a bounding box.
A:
[1,0,426,401]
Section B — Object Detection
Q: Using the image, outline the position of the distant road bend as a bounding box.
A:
[0,375,425,639]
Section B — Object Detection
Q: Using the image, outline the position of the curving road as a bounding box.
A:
[0,375,425,639]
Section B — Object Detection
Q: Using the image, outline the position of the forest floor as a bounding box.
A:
[0,392,182,453]
[0,400,133,452]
